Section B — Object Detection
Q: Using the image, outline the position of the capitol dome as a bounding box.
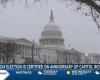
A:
[39,11,64,48]
[44,21,60,31]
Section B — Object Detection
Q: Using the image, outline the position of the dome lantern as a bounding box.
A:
[50,10,54,22]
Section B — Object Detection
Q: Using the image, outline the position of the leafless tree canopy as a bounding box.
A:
[0,0,100,29]
[76,0,100,29]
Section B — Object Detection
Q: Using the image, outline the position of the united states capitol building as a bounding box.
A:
[0,11,100,64]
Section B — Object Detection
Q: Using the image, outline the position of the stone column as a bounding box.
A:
[20,45,23,57]
[26,46,29,57]
[47,39,48,45]
[48,39,49,45]
[27,46,30,58]
[23,45,26,57]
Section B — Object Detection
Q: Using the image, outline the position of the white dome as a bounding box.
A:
[39,11,64,48]
[41,19,63,39]
[44,22,60,31]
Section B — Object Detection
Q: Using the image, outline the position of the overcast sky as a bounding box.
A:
[0,0,100,53]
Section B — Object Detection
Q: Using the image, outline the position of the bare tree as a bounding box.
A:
[56,0,100,29]
[74,0,100,14]
[0,41,18,64]
[0,0,99,13]
[0,0,100,29]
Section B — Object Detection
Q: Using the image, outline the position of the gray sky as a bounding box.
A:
[0,0,100,53]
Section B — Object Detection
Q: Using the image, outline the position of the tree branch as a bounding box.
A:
[77,0,100,14]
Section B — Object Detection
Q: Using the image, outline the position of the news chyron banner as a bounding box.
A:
[0,64,100,80]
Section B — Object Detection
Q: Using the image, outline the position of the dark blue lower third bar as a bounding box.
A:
[0,64,100,80]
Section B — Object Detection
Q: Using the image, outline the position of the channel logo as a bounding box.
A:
[0,70,10,80]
